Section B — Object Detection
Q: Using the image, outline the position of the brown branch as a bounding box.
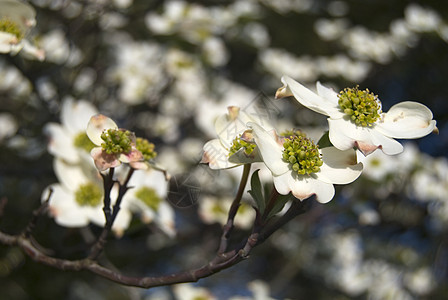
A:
[88,167,134,260]
[0,230,246,288]
[218,164,251,254]
[23,188,53,238]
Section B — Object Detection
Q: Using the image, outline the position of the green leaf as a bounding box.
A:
[266,193,293,220]
[317,131,332,148]
[248,169,265,214]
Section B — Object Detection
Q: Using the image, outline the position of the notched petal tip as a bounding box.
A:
[227,106,240,120]
[433,126,439,135]
[275,85,293,99]
[355,141,381,156]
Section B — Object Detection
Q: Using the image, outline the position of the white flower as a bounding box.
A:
[120,166,176,237]
[86,114,143,171]
[250,122,362,203]
[0,0,44,60]
[201,106,273,169]
[0,112,18,142]
[42,158,131,235]
[276,75,437,156]
[44,98,98,164]
[172,283,216,300]
[198,195,254,229]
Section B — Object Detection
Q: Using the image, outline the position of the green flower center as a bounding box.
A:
[228,135,256,157]
[101,129,133,155]
[0,18,24,40]
[211,202,226,215]
[282,131,323,175]
[74,132,96,153]
[338,86,381,127]
[136,137,157,161]
[135,187,161,211]
[75,183,102,207]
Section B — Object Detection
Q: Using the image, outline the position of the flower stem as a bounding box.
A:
[218,163,251,254]
[89,167,134,260]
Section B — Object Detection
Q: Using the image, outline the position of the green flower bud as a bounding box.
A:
[338,86,381,127]
[282,130,323,175]
[135,187,161,211]
[136,137,157,161]
[75,183,102,207]
[101,129,133,154]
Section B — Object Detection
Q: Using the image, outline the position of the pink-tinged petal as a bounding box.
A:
[91,147,121,171]
[317,147,363,184]
[274,173,335,203]
[62,98,98,135]
[86,114,118,146]
[328,118,404,155]
[201,139,239,169]
[44,123,79,163]
[249,122,289,176]
[119,148,143,163]
[281,76,341,117]
[376,101,437,139]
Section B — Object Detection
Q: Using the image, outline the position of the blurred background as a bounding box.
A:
[1,0,447,299]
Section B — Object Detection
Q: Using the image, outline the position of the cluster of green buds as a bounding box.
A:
[0,18,24,40]
[75,183,102,207]
[281,130,323,175]
[135,187,161,211]
[228,134,256,157]
[100,129,133,155]
[338,86,381,127]
[136,137,157,161]
[74,132,96,153]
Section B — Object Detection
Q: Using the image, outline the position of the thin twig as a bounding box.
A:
[23,188,53,238]
[88,167,134,260]
[218,164,251,254]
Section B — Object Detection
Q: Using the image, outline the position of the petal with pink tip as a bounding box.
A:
[86,114,118,146]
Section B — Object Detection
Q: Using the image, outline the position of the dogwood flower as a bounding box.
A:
[250,122,362,203]
[86,114,143,171]
[44,98,98,164]
[201,106,272,169]
[0,0,44,60]
[118,165,176,237]
[276,76,437,155]
[42,158,131,235]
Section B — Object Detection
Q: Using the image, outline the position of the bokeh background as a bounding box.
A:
[1,0,448,299]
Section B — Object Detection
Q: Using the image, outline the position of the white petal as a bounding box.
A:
[317,147,363,184]
[44,184,90,227]
[249,122,289,176]
[282,76,342,117]
[53,158,89,191]
[274,173,335,203]
[62,98,98,135]
[201,139,239,169]
[86,114,118,146]
[316,81,340,106]
[376,101,437,139]
[328,118,403,155]
[129,168,169,199]
[44,123,79,163]
[214,109,251,148]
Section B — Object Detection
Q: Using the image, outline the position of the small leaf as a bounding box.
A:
[266,193,293,220]
[317,131,332,148]
[248,169,265,214]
